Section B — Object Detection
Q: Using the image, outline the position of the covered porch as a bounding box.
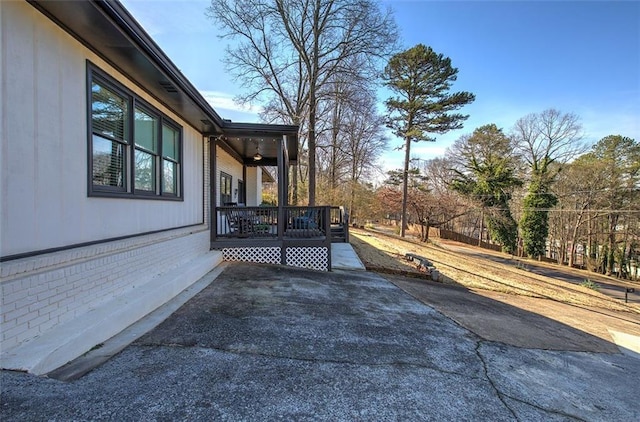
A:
[210,122,349,271]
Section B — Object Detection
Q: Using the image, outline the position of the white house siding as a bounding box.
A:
[1,1,204,258]
[216,155,262,207]
[216,146,245,206]
[0,1,220,373]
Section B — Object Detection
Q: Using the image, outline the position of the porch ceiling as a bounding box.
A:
[222,122,299,166]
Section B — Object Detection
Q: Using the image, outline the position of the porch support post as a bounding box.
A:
[278,135,287,265]
[242,165,247,204]
[210,136,218,243]
[323,206,332,270]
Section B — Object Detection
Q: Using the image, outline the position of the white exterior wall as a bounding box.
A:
[0,2,219,373]
[1,1,204,258]
[214,147,264,207]
[216,146,245,206]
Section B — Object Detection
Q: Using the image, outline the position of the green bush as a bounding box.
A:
[580,279,600,291]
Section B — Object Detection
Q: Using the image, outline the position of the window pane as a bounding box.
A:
[135,149,156,191]
[162,124,179,160]
[93,135,125,187]
[134,109,158,152]
[92,82,128,140]
[220,173,232,204]
[163,159,177,194]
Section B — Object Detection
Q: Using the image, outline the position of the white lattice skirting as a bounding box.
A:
[221,246,329,271]
[286,247,328,271]
[222,247,281,264]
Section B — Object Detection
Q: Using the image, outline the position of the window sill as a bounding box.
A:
[89,190,183,201]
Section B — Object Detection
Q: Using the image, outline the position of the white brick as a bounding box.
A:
[0,317,18,332]
[0,301,16,313]
[48,277,66,290]
[48,291,67,305]
[2,228,210,352]
[49,305,67,320]
[28,283,47,296]
[28,313,51,329]
[36,288,57,302]
[2,289,29,306]
[3,305,30,322]
[12,295,37,310]
[37,303,58,317]
[37,317,59,333]
[56,296,74,309]
[1,283,15,296]
[16,312,36,327]
[2,322,29,344]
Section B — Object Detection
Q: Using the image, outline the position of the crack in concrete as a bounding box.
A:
[500,391,587,422]
[474,340,589,422]
[147,340,595,421]
[137,342,486,381]
[474,340,520,421]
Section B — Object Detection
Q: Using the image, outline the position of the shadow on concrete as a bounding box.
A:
[386,274,637,354]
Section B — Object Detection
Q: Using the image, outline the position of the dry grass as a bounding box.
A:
[350,228,640,315]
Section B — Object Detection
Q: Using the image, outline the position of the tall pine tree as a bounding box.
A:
[383,44,475,236]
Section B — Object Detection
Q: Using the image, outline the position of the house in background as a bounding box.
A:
[0,0,335,375]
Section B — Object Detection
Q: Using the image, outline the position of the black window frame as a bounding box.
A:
[87,62,183,200]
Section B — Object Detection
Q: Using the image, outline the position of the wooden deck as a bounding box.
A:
[211,206,349,271]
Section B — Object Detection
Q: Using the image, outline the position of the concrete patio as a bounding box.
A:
[2,263,639,421]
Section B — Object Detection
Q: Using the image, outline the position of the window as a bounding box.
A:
[134,108,158,192]
[220,172,232,205]
[88,64,182,199]
[237,180,245,204]
[91,82,128,190]
[162,124,180,194]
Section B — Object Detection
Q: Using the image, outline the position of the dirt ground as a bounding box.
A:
[349,227,640,349]
[349,227,640,315]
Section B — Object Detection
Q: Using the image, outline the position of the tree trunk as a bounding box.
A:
[308,95,317,206]
[478,209,484,246]
[400,135,411,237]
[568,215,581,268]
[607,213,619,275]
[423,220,431,242]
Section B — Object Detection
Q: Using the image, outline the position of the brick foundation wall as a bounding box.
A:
[1,226,210,351]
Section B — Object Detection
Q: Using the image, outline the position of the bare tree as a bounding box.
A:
[208,0,398,205]
[514,109,584,176]
[513,109,585,258]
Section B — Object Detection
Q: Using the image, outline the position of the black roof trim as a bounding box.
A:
[28,0,299,153]
[223,121,299,135]
[95,0,225,128]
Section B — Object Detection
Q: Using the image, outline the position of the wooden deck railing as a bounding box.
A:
[215,205,348,242]
[213,205,349,270]
[216,206,324,240]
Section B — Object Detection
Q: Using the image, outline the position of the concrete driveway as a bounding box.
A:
[2,263,639,421]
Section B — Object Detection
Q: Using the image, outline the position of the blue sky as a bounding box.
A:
[120,0,639,171]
